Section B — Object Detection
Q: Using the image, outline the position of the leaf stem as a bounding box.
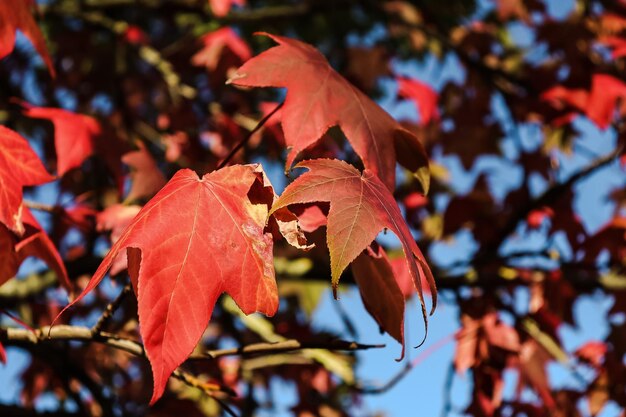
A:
[216,101,284,170]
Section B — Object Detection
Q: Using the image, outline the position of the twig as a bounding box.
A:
[41,7,195,102]
[203,339,385,359]
[353,330,456,394]
[24,200,57,213]
[0,325,233,399]
[216,101,284,170]
[0,323,383,405]
[440,364,455,417]
[474,147,621,265]
[91,282,133,334]
[0,272,58,306]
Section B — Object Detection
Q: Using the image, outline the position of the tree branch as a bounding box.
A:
[0,324,384,399]
[203,339,384,359]
[474,147,621,265]
[216,101,284,170]
[91,282,133,334]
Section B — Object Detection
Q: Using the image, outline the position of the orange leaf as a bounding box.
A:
[270,159,436,335]
[228,33,429,191]
[352,245,405,352]
[60,165,279,404]
[0,126,54,235]
[0,0,54,76]
[21,104,100,176]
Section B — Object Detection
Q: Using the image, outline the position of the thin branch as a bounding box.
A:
[203,339,385,359]
[41,6,195,102]
[216,101,284,170]
[474,147,621,265]
[352,331,456,395]
[0,404,78,417]
[0,323,383,404]
[24,200,57,213]
[0,272,58,306]
[2,323,240,413]
[91,282,133,334]
[440,364,455,417]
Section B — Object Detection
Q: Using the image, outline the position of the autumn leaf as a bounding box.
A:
[17,208,71,291]
[121,142,167,202]
[575,341,607,368]
[60,165,279,404]
[0,126,54,235]
[96,204,142,275]
[270,159,436,333]
[209,0,245,17]
[345,46,391,92]
[0,225,20,286]
[351,245,405,350]
[227,33,429,191]
[397,77,439,126]
[541,74,626,129]
[21,104,100,176]
[191,27,251,72]
[598,36,626,59]
[0,0,54,76]
[0,208,70,291]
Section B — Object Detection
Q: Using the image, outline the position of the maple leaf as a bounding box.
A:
[0,0,55,76]
[96,204,142,275]
[541,74,626,129]
[209,0,245,17]
[598,36,626,59]
[345,46,391,92]
[17,208,71,291]
[351,245,405,350]
[0,225,20,286]
[227,33,429,191]
[575,341,607,368]
[397,77,440,126]
[0,208,70,291]
[0,126,54,235]
[60,165,279,404]
[121,142,167,202]
[191,27,251,72]
[21,104,100,176]
[270,159,436,332]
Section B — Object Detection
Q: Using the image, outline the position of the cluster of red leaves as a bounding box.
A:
[1,13,436,404]
[2,1,626,416]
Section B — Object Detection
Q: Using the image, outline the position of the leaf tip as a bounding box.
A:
[226,72,246,85]
[414,166,430,196]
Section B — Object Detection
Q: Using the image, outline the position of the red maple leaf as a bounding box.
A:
[397,77,440,126]
[0,208,70,291]
[60,165,280,404]
[0,0,54,76]
[121,142,167,202]
[351,245,406,352]
[96,204,142,275]
[191,27,251,72]
[17,208,71,291]
[598,36,626,59]
[21,104,100,176]
[0,225,20,285]
[541,74,626,129]
[209,0,245,17]
[0,126,54,235]
[228,33,429,191]
[270,159,436,334]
